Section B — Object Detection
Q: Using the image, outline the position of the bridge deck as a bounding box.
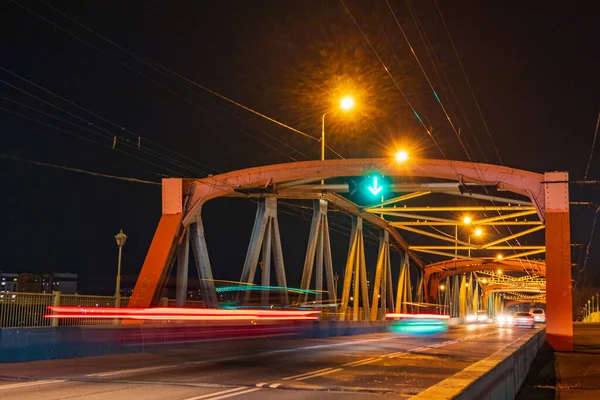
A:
[0,324,542,399]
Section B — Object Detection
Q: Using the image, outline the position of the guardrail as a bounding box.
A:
[0,292,131,328]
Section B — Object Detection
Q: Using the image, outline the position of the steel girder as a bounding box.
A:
[370,230,394,320]
[299,200,335,310]
[239,198,288,305]
[339,217,370,321]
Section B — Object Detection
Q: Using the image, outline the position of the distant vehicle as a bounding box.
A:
[496,314,513,325]
[466,311,490,323]
[530,308,546,323]
[512,312,535,328]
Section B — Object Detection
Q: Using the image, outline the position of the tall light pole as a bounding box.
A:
[114,229,127,306]
[321,95,354,161]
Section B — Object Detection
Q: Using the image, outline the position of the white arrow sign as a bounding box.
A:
[368,176,383,195]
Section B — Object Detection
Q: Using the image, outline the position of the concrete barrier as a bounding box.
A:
[412,328,546,400]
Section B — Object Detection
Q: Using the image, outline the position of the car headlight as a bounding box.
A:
[466,315,476,322]
[497,315,506,323]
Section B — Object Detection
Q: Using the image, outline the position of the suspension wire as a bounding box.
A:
[338,0,459,178]
[405,0,488,164]
[7,0,305,163]
[7,1,395,248]
[28,0,343,160]
[580,205,600,273]
[435,0,503,165]
[385,1,534,268]
[366,0,434,129]
[582,111,600,191]
[1,88,207,177]
[348,0,533,272]
[392,2,535,271]
[1,66,219,174]
[385,0,473,164]
[0,107,180,177]
[1,153,161,185]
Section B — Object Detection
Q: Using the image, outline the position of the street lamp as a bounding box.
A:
[114,229,127,305]
[467,228,483,257]
[321,96,354,161]
[455,216,473,257]
[395,150,408,162]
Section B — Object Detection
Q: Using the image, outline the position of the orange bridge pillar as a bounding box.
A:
[544,171,573,351]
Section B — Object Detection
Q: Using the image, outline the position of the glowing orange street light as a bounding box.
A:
[340,95,355,110]
[395,150,408,162]
[322,96,355,161]
[474,228,483,237]
[497,269,503,275]
[497,254,503,260]
[439,284,446,291]
[463,216,472,225]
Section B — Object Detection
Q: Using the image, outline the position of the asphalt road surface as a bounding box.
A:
[0,324,542,399]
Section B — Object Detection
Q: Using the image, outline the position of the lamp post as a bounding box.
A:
[321,96,354,161]
[114,229,127,306]
[467,228,483,258]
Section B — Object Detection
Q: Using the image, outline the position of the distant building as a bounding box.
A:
[17,273,42,293]
[41,273,78,294]
[0,272,18,292]
[0,272,79,294]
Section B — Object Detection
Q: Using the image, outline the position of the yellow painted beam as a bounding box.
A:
[471,210,538,224]
[480,226,545,249]
[393,221,542,226]
[501,249,546,260]
[365,191,431,209]
[409,245,545,250]
[410,248,482,261]
[366,206,536,213]
[394,225,473,246]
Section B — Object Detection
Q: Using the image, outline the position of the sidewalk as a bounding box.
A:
[518,323,600,399]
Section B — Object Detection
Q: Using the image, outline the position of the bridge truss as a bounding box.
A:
[127,158,573,350]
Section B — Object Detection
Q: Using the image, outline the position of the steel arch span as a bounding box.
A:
[424,259,547,300]
[127,158,572,350]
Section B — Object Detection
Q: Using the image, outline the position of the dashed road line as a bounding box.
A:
[183,387,258,400]
[0,380,65,391]
[343,357,376,367]
[85,365,178,377]
[296,368,344,381]
[282,368,333,380]
[208,388,261,400]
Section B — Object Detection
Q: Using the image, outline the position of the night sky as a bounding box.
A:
[2,0,599,294]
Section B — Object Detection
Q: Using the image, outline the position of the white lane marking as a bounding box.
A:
[255,382,267,388]
[282,367,333,380]
[350,358,381,367]
[296,368,343,381]
[269,383,282,388]
[343,357,376,367]
[0,380,65,391]
[183,387,249,400]
[209,388,261,400]
[385,351,405,358]
[267,336,395,354]
[85,364,177,377]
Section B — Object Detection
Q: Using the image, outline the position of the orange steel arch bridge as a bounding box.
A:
[127,158,572,350]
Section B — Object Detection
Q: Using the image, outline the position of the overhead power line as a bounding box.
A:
[582,111,600,186]
[19,0,343,160]
[1,153,161,185]
[435,1,503,165]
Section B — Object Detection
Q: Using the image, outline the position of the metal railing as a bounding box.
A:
[0,291,130,328]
